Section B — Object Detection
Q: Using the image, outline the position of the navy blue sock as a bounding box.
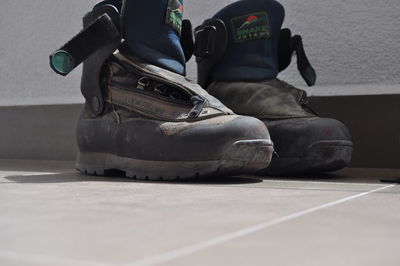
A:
[95,0,186,75]
[211,0,284,81]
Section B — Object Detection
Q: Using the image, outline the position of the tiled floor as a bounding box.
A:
[0,160,399,266]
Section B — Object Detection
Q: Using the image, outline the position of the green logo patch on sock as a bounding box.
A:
[166,0,183,36]
[231,12,271,43]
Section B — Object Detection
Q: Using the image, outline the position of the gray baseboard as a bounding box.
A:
[1,95,399,168]
[0,104,82,161]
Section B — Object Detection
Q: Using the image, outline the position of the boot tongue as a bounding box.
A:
[96,0,186,75]
[211,0,284,82]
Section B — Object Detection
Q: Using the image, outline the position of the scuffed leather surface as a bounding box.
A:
[265,117,352,157]
[207,78,313,119]
[77,105,270,161]
[207,78,352,159]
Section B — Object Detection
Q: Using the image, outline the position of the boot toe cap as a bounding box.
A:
[262,117,353,175]
[169,115,272,160]
[267,117,352,157]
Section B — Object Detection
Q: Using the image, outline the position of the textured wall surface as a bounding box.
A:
[0,0,399,106]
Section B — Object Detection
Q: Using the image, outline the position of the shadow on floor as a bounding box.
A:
[264,168,400,184]
[3,172,264,185]
[0,160,264,185]
[0,160,75,172]
[4,168,400,185]
[1,159,399,185]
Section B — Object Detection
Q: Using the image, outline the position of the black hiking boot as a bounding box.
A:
[49,0,274,180]
[194,0,353,175]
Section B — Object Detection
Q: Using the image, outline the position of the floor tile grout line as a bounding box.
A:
[122,184,396,266]
[0,184,396,266]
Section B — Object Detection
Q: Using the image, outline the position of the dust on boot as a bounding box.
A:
[194,0,353,175]
[50,0,274,180]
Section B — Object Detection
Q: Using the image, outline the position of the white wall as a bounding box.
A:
[0,0,399,106]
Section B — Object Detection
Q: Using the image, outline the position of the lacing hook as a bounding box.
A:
[137,77,150,90]
[154,84,167,96]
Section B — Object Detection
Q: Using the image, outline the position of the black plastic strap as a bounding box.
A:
[194,25,216,57]
[50,13,120,76]
[278,28,293,72]
[180,19,195,62]
[279,28,317,87]
[194,19,228,88]
[292,35,316,87]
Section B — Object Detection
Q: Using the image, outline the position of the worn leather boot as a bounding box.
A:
[49,0,273,180]
[195,0,353,175]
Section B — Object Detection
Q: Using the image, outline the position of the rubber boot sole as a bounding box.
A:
[77,139,274,181]
[260,140,353,176]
